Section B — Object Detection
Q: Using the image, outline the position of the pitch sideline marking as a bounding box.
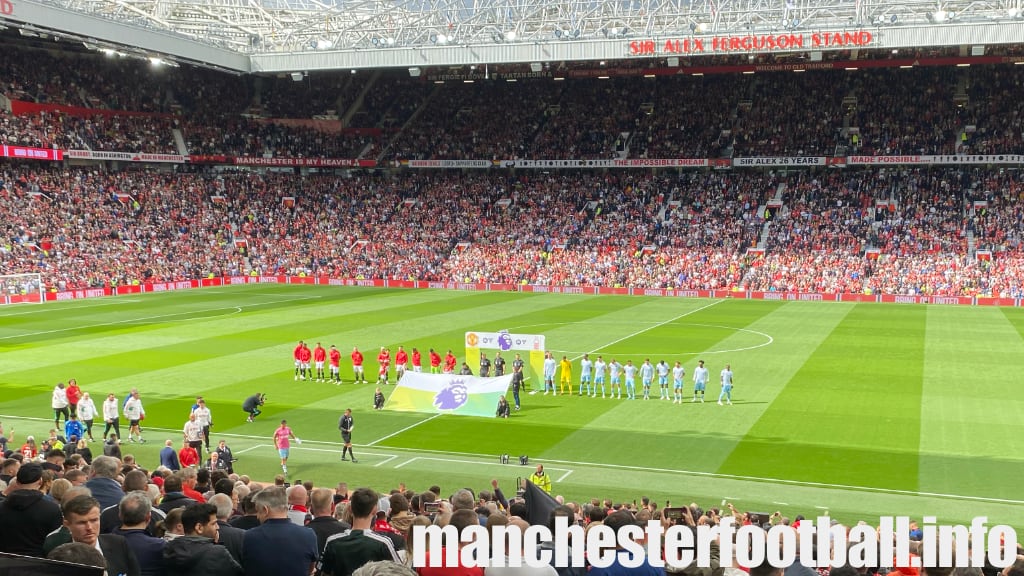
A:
[233,442,397,463]
[0,295,322,340]
[365,413,441,446]
[0,299,143,317]
[557,470,574,483]
[569,297,729,360]
[5,394,1023,506]
[394,456,572,475]
[139,307,243,323]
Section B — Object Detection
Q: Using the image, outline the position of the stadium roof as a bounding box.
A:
[6,0,1024,73]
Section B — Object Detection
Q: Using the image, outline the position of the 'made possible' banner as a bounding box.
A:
[385,372,513,417]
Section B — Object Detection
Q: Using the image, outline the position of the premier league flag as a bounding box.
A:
[385,372,513,417]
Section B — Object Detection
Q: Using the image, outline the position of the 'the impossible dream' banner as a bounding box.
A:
[385,372,514,417]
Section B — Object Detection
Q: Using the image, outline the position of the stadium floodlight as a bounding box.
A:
[148,57,163,66]
[505,31,516,41]
[933,9,948,21]
[290,71,304,81]
[408,67,421,77]
[530,62,542,72]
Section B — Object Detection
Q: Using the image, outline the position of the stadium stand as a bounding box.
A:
[6,37,1024,299]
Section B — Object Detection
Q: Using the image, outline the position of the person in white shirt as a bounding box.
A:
[608,359,623,399]
[639,359,654,400]
[542,352,557,395]
[671,362,686,404]
[102,393,121,439]
[623,360,638,400]
[593,356,607,398]
[692,360,709,403]
[184,412,204,458]
[578,354,593,397]
[656,360,670,400]
[191,398,213,452]
[719,364,734,405]
[52,382,69,429]
[77,392,98,442]
[123,390,146,443]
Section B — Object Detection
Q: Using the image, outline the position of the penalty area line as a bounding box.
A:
[570,299,726,361]
[365,413,441,446]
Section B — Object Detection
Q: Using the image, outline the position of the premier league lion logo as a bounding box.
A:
[497,331,514,351]
[434,380,469,410]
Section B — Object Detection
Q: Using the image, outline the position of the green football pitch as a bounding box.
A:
[1,285,1022,526]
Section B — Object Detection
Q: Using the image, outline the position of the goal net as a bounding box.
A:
[0,273,45,305]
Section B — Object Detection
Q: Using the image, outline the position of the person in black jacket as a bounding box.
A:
[61,494,141,576]
[163,503,243,576]
[209,494,245,566]
[214,440,235,474]
[0,463,62,557]
[158,475,199,514]
[243,393,266,423]
[113,491,167,576]
[496,396,511,419]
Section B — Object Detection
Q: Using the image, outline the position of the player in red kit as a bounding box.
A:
[313,342,327,382]
[351,347,366,384]
[298,343,313,381]
[429,348,442,374]
[376,347,391,385]
[411,347,422,373]
[444,350,457,374]
[395,346,408,382]
[293,341,305,381]
[329,345,342,384]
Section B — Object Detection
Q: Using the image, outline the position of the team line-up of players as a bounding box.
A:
[291,341,737,405]
[292,341,494,384]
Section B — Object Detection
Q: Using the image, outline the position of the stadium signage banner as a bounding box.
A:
[629,30,872,56]
[66,150,185,163]
[10,276,1020,308]
[385,372,513,417]
[232,157,375,167]
[847,155,1024,165]
[1,145,63,161]
[425,70,553,82]
[500,159,709,168]
[404,159,493,169]
[734,157,826,167]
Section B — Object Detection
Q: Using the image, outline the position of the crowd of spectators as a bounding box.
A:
[185,118,374,159]
[1,437,1022,576]
[6,164,1024,296]
[3,38,1024,161]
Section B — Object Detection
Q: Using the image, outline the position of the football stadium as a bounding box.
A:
[1,0,1024,572]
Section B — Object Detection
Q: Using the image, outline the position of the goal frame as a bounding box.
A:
[0,273,45,305]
